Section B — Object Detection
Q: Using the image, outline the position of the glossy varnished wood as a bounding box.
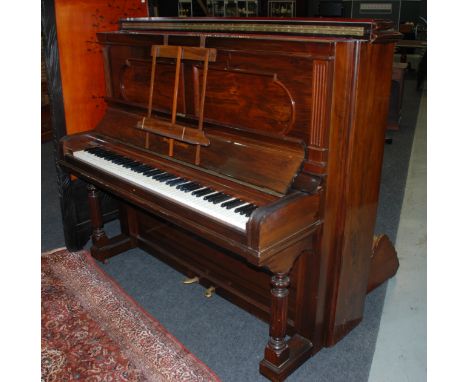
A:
[320,41,396,346]
[54,0,147,135]
[89,107,306,195]
[59,17,401,381]
[367,235,400,293]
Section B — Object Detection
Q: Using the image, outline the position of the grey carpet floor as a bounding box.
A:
[41,76,421,381]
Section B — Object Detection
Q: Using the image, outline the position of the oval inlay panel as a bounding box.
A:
[204,69,295,134]
[120,59,183,112]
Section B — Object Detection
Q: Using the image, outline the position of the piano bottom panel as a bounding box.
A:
[127,204,311,334]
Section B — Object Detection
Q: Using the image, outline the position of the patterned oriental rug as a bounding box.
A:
[41,248,220,382]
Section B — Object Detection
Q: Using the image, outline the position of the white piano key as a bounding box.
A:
[73,150,251,230]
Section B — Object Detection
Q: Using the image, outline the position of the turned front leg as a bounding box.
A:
[86,184,136,262]
[87,184,109,257]
[264,272,290,366]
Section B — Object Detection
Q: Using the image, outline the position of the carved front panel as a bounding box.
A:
[119,58,186,114]
[204,69,295,134]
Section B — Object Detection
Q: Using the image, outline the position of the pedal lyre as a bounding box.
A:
[183,276,199,285]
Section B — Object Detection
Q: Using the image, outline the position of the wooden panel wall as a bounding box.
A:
[54,0,148,135]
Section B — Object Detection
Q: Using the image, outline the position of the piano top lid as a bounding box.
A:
[118,17,402,43]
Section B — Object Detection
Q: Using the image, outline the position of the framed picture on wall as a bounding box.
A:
[268,0,296,17]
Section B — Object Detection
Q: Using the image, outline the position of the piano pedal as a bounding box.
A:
[183,276,200,285]
[204,286,216,298]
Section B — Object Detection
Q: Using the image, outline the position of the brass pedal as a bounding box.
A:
[204,286,216,298]
[183,276,199,285]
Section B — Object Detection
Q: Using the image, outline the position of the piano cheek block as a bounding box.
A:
[247,192,321,261]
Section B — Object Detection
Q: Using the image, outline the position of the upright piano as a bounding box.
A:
[59,17,401,381]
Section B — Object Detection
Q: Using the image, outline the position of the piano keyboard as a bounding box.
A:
[73,147,258,230]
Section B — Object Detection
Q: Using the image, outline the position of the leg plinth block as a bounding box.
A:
[260,335,314,382]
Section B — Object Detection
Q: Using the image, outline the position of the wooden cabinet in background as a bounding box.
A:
[54,0,148,136]
[42,39,53,143]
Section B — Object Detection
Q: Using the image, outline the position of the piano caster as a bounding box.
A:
[183,276,200,285]
[204,286,216,298]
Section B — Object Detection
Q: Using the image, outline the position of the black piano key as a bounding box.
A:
[234,203,255,215]
[97,150,116,156]
[97,150,125,162]
[94,148,110,154]
[176,181,195,189]
[113,157,133,164]
[166,178,187,186]
[143,169,163,176]
[161,175,178,182]
[210,194,232,204]
[126,160,142,166]
[93,151,108,158]
[132,164,153,173]
[154,174,177,182]
[85,147,101,154]
[109,157,125,163]
[120,161,137,167]
[103,154,121,161]
[103,150,119,157]
[152,172,169,180]
[183,185,203,193]
[122,161,143,168]
[177,182,202,192]
[152,172,168,179]
[207,195,224,203]
[243,205,258,217]
[221,199,245,209]
[192,188,214,197]
[139,166,155,173]
[204,192,224,201]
